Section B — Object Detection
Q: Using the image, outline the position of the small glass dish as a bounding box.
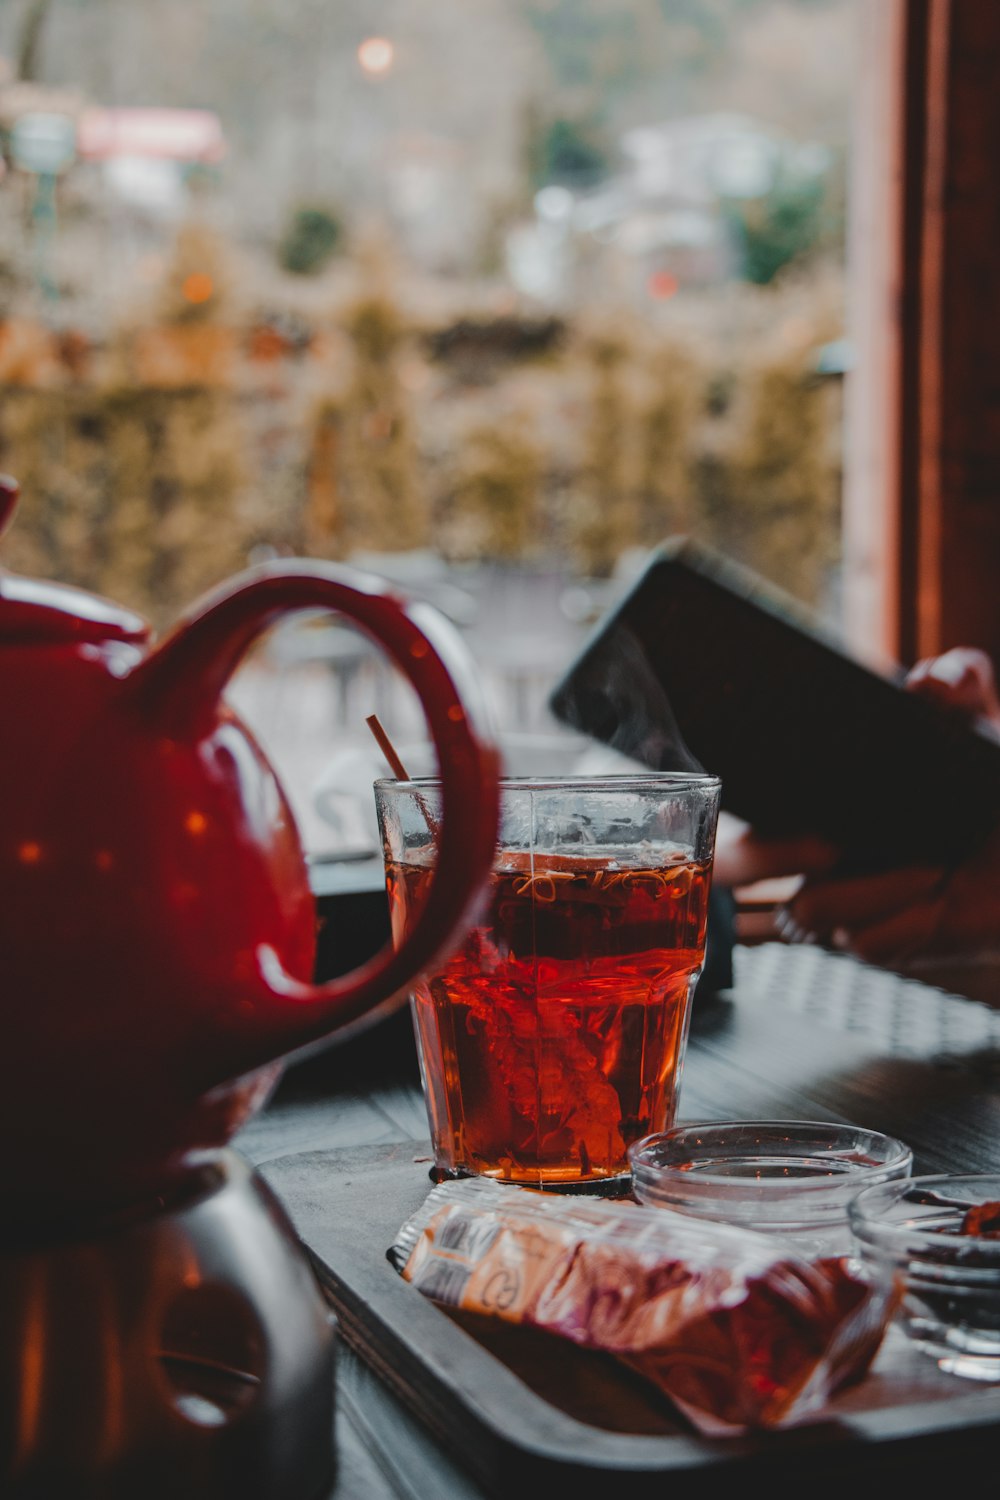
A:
[848,1173,1000,1381]
[628,1119,913,1258]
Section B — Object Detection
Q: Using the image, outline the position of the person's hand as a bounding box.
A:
[713,812,838,890]
[775,826,1000,968]
[777,646,1000,969]
[903,645,1000,728]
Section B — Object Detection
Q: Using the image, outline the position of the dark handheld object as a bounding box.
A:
[550,537,1000,874]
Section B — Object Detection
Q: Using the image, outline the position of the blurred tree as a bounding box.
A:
[712,344,840,603]
[278,204,343,276]
[572,329,639,577]
[634,339,702,545]
[726,159,837,286]
[0,240,19,319]
[306,286,427,558]
[0,385,247,626]
[0,219,252,625]
[99,385,247,621]
[537,117,609,190]
[155,220,232,325]
[448,422,542,562]
[15,0,55,81]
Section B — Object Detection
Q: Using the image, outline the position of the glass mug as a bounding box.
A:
[376,774,721,1190]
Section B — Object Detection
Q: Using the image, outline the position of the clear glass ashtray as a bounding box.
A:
[629,1119,914,1258]
[848,1173,1000,1381]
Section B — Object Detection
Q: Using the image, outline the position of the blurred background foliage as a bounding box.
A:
[279,206,344,277]
[0,246,843,625]
[0,0,854,633]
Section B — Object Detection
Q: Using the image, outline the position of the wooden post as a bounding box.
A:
[916,0,1000,665]
[844,0,1000,672]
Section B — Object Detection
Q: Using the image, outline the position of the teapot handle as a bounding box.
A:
[129,559,501,1045]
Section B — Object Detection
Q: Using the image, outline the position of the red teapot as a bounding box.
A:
[0,477,501,1229]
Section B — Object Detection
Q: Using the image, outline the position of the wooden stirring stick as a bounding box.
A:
[366,713,441,841]
[366,714,411,781]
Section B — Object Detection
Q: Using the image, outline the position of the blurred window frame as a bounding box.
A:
[843,0,1000,673]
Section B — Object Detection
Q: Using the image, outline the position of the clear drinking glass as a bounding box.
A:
[375,773,721,1189]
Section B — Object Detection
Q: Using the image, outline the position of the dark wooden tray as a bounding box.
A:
[259,964,1000,1495]
[261,1139,1000,1498]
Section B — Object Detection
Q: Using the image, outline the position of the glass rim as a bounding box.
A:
[374,771,722,794]
[847,1172,1000,1249]
[629,1119,913,1206]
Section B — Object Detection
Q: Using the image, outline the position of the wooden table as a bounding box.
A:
[236,941,1000,1499]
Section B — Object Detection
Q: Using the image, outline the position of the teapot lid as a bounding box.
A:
[0,475,149,646]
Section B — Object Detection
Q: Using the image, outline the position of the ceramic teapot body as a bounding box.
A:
[0,481,500,1228]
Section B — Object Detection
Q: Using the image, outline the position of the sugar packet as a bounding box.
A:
[389,1176,899,1435]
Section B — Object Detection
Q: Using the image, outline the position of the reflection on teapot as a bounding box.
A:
[0,477,501,1229]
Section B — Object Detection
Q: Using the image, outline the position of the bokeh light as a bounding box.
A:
[358,37,394,76]
[182,272,214,304]
[648,270,678,300]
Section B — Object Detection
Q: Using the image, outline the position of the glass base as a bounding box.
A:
[935,1352,1000,1382]
[429,1164,633,1197]
[909,1320,1000,1382]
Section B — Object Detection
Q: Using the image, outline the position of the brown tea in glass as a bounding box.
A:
[377,776,721,1189]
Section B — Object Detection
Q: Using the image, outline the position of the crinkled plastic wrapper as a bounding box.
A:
[388,1177,900,1436]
